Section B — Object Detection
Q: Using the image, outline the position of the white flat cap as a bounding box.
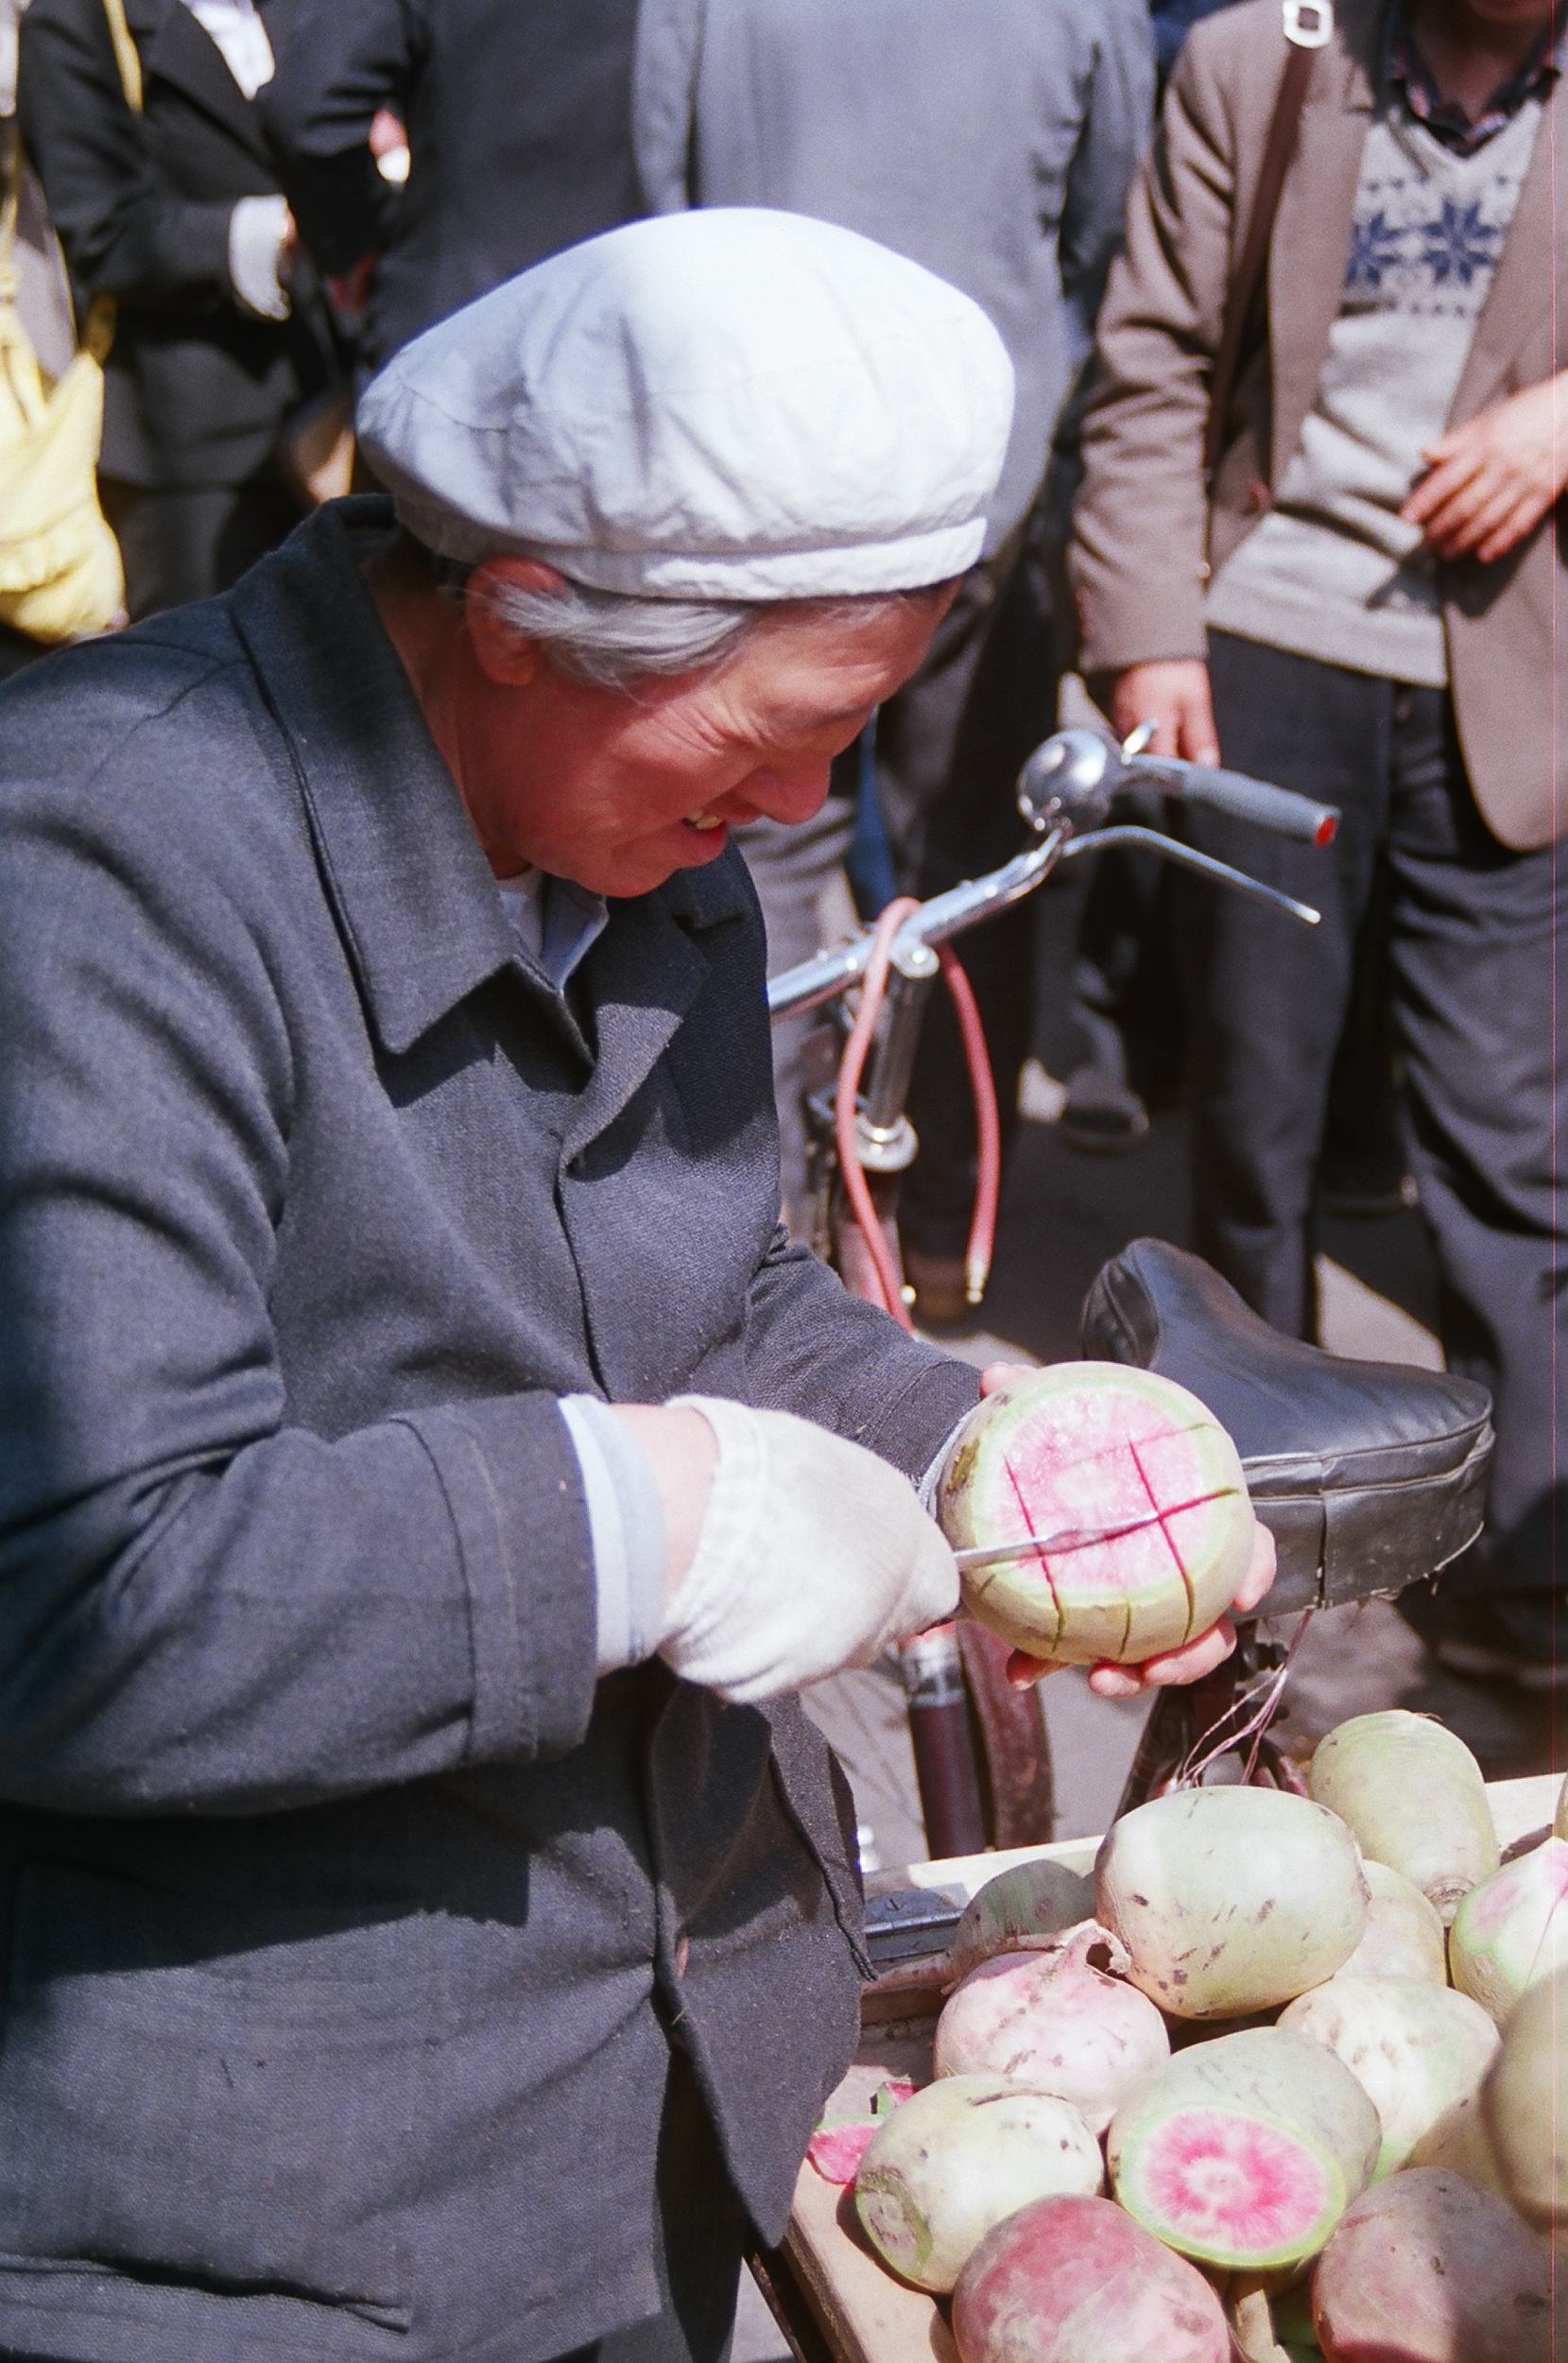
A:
[355,209,1014,599]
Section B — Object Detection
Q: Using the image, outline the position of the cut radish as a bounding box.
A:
[806,2081,916,2185]
[1107,2028,1380,2270]
[937,1364,1253,1664]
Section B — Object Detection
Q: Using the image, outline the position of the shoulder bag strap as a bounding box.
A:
[1202,0,1331,485]
[80,0,144,361]
[0,123,21,309]
[100,0,145,113]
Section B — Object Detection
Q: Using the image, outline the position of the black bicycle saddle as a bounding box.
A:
[1079,1238,1493,1618]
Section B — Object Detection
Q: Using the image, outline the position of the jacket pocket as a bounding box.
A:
[0,1861,454,2328]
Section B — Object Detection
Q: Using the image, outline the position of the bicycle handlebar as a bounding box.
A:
[1018,727,1339,849]
[1138,752,1338,848]
[766,727,1341,1020]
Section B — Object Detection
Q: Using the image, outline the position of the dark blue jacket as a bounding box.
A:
[0,500,978,2362]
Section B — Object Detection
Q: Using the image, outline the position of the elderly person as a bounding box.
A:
[0,210,1266,2363]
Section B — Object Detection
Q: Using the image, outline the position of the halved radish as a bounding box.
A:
[937,1364,1253,1664]
[1106,2028,1380,2271]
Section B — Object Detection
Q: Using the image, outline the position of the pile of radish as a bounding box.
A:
[819,1711,1568,2363]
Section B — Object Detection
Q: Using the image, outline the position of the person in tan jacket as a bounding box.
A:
[1072,0,1566,1683]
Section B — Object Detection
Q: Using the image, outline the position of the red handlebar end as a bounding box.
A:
[1315,814,1339,848]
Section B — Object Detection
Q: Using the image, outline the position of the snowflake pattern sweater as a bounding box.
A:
[1205,86,1543,684]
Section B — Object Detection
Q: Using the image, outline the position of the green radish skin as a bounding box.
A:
[1094,1786,1369,2019]
[946,1857,1095,1984]
[1275,1976,1499,2179]
[1311,2168,1558,2363]
[1306,1711,1498,1926]
[853,2075,1102,2294]
[951,2193,1231,2363]
[1448,1835,1568,2026]
[1481,1965,1568,2231]
[1106,2028,1381,2273]
[1333,1859,1449,1986]
[937,1364,1254,1664]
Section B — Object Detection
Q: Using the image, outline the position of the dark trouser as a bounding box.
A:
[100,471,302,621]
[1183,630,1566,1599]
[876,530,1060,1259]
[740,791,856,1233]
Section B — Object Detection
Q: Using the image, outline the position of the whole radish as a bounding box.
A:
[1307,1712,1497,1925]
[935,1921,1171,2132]
[952,2193,1230,2363]
[1312,2168,1556,2362]
[853,2074,1101,2294]
[1095,1785,1368,2018]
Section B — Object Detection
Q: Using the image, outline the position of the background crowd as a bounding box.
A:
[0,0,1562,1687]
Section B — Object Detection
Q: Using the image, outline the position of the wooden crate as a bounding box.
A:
[767,1771,1560,2363]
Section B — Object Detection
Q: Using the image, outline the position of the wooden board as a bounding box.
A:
[780,1771,1560,2363]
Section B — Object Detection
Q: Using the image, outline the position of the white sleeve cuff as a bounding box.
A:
[228,193,292,320]
[559,1396,669,1675]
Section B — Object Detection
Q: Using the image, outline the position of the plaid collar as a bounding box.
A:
[1387,1,1565,152]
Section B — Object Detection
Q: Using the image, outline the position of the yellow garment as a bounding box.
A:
[0,284,125,643]
[0,0,143,644]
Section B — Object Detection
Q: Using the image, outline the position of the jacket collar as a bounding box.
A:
[226,501,755,1069]
[125,0,270,162]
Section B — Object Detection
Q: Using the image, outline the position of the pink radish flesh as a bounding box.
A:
[939,1367,1251,1664]
[1138,2109,1330,2259]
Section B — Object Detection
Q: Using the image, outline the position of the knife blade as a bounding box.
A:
[951,1509,1168,1572]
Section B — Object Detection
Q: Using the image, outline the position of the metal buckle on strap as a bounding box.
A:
[1284,0,1334,45]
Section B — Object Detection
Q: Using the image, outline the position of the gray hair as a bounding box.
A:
[474,570,760,693]
[430,544,944,696]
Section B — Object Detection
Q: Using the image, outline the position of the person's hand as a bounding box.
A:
[1107,660,1219,767]
[968,1362,1277,1699]
[1402,374,1568,565]
[631,1398,958,1704]
[1007,1520,1276,1699]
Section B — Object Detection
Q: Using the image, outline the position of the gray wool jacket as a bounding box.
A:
[634,0,1155,549]
[0,499,979,2363]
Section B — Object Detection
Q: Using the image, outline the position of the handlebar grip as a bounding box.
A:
[1181,762,1339,847]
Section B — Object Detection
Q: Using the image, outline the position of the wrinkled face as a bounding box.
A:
[456,586,953,897]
